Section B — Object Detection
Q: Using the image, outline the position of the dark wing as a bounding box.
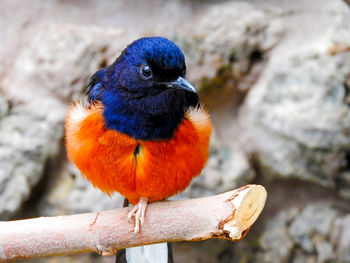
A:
[86,69,106,104]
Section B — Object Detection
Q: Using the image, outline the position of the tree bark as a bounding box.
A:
[0,184,267,262]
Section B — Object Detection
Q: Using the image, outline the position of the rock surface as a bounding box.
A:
[332,215,350,262]
[0,22,123,219]
[254,203,348,263]
[0,0,349,262]
[0,96,66,219]
[241,0,350,199]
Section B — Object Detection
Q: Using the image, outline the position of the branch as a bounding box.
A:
[0,184,267,261]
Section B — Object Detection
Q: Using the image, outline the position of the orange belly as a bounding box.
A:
[65,103,212,204]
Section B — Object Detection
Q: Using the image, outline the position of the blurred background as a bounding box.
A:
[1,0,350,262]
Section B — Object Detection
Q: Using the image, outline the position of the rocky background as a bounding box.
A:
[0,0,350,262]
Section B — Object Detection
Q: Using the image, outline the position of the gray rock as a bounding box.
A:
[331,215,350,262]
[315,240,334,263]
[0,24,126,219]
[184,142,255,199]
[2,23,125,102]
[0,95,8,118]
[258,209,298,263]
[252,204,346,263]
[242,0,350,197]
[39,164,123,216]
[176,1,282,86]
[0,98,66,219]
[292,250,317,263]
[288,204,337,253]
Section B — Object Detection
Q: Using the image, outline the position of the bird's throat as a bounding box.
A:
[103,102,185,141]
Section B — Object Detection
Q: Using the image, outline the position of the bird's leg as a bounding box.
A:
[127,197,148,233]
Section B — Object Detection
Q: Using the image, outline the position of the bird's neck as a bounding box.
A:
[102,91,185,141]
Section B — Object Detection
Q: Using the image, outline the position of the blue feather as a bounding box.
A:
[86,69,107,103]
[86,37,198,140]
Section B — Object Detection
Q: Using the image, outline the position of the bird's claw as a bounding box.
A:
[127,197,148,233]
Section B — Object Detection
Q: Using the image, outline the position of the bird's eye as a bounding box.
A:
[140,65,153,80]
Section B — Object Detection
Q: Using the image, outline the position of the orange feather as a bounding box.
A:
[65,103,212,205]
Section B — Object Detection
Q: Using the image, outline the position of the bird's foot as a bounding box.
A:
[127,197,148,233]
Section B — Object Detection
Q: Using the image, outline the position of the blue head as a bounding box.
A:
[87,37,199,140]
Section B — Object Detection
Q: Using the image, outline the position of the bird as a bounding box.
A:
[65,36,212,263]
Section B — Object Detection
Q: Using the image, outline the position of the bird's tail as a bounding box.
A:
[116,243,173,263]
[126,243,169,263]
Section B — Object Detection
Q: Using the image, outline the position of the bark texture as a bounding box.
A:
[0,185,266,262]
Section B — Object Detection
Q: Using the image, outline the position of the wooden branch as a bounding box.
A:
[0,184,267,261]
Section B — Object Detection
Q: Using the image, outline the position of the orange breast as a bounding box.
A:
[65,103,212,204]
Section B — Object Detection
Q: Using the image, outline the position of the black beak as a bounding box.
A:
[163,77,197,93]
